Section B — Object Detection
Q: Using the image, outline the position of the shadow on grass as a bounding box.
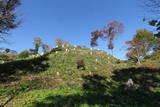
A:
[0,54,49,83]
[33,67,160,107]
[112,67,160,92]
[0,47,63,83]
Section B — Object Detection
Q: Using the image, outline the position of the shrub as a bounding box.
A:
[76,59,85,70]
[0,53,17,62]
[18,50,30,58]
[116,59,121,64]
[0,53,9,61]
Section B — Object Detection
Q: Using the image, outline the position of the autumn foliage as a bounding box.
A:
[126,29,154,63]
[90,30,103,47]
[90,21,124,54]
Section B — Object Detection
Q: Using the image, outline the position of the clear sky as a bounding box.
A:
[1,0,150,60]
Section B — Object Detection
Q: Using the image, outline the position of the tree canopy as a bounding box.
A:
[55,38,70,47]
[90,21,124,55]
[0,0,21,42]
[141,0,160,14]
[126,29,154,63]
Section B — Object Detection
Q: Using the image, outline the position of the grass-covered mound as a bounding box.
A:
[0,46,160,107]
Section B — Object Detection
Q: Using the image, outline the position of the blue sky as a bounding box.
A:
[1,0,150,59]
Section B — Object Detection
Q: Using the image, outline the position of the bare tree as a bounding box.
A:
[103,21,124,55]
[141,0,160,14]
[0,0,21,42]
[90,21,124,55]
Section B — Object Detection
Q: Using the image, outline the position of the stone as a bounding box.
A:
[90,52,93,55]
[125,78,134,89]
[56,72,60,76]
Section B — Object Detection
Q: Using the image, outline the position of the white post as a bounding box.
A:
[56,72,60,76]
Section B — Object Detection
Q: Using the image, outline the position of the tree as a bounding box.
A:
[103,21,124,55]
[0,47,17,54]
[140,0,160,51]
[141,0,160,14]
[5,48,10,53]
[42,44,49,53]
[55,38,70,47]
[126,29,154,64]
[0,0,21,42]
[90,21,124,55]
[29,49,35,55]
[148,20,160,38]
[142,19,160,51]
[33,37,42,55]
[9,49,17,54]
[147,19,160,51]
[90,30,103,47]
[18,50,30,58]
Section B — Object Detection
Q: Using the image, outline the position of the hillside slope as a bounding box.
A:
[0,46,160,107]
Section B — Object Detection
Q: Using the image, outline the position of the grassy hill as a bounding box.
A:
[0,46,160,107]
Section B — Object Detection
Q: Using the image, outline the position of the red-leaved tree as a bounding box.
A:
[90,21,124,55]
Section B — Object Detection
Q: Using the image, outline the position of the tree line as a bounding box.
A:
[0,0,160,64]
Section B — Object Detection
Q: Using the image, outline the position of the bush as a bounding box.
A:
[76,59,85,70]
[18,50,30,58]
[116,59,121,64]
[0,54,9,61]
[0,53,17,62]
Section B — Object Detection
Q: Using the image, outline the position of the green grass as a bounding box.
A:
[0,46,160,107]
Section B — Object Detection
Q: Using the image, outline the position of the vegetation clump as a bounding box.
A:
[18,50,30,58]
[76,59,85,70]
